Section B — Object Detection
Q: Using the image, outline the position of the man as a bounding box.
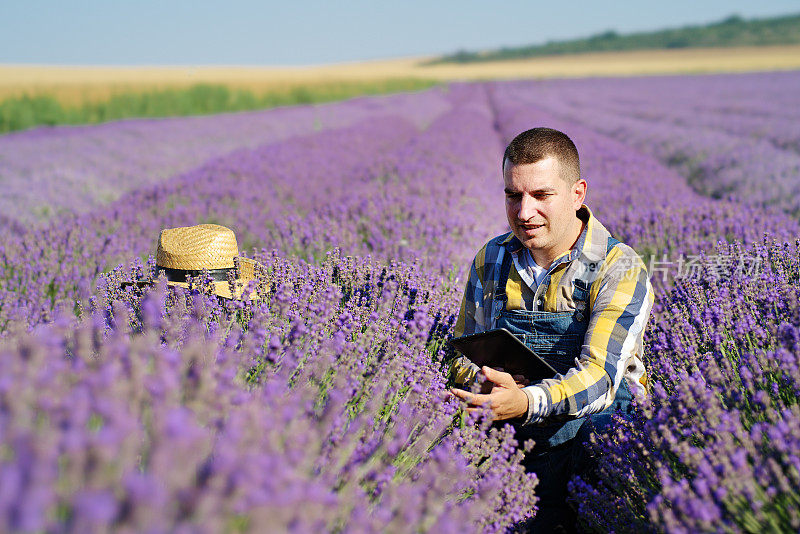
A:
[449,127,655,533]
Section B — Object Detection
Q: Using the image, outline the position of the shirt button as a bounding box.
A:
[536,299,543,306]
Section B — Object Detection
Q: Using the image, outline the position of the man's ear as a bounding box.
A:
[573,178,587,208]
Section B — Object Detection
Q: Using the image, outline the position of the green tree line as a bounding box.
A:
[427,12,800,64]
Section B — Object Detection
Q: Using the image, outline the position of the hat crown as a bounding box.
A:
[156,224,239,270]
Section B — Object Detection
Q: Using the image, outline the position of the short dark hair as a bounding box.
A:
[502,127,580,184]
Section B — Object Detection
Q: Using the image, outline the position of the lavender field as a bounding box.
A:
[1,71,799,532]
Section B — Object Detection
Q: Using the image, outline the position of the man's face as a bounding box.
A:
[503,157,586,258]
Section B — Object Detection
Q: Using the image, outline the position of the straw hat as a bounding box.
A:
[152,223,261,300]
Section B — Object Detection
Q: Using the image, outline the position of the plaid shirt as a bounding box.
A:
[451,204,655,424]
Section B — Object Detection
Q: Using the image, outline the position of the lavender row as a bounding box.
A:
[542,72,800,149]
[486,83,799,270]
[489,73,800,215]
[0,88,536,529]
[0,114,418,329]
[0,251,537,533]
[570,237,800,533]
[0,88,452,230]
[528,72,800,152]
[0,84,516,331]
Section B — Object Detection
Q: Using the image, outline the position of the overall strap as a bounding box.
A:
[494,248,514,308]
[572,279,589,302]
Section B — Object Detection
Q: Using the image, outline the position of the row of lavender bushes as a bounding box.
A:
[492,71,800,216]
[1,251,537,532]
[0,87,451,228]
[1,86,529,532]
[1,74,799,531]
[571,238,800,533]
[0,84,507,330]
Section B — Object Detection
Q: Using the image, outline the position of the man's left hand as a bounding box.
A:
[449,366,529,421]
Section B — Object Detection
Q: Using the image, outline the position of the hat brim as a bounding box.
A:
[122,257,262,300]
[165,279,259,300]
[167,257,261,300]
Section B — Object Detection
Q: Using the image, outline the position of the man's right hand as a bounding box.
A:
[449,366,530,421]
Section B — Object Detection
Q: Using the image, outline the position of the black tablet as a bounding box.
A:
[449,328,558,382]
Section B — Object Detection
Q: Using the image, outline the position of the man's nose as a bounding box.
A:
[518,195,536,221]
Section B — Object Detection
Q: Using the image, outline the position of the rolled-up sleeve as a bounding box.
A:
[522,247,655,424]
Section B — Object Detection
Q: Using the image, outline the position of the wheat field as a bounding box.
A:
[2,44,800,105]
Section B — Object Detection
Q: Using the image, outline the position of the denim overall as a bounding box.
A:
[495,239,633,533]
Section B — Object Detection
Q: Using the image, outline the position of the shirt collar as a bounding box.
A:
[502,204,611,264]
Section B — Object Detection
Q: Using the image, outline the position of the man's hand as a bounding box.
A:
[449,366,529,421]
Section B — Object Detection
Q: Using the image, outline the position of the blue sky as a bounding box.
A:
[2,1,798,65]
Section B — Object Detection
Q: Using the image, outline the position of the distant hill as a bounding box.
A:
[427,12,800,64]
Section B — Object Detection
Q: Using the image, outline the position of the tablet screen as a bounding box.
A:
[449,328,558,382]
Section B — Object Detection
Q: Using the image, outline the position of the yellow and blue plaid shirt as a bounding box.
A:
[452,204,655,424]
